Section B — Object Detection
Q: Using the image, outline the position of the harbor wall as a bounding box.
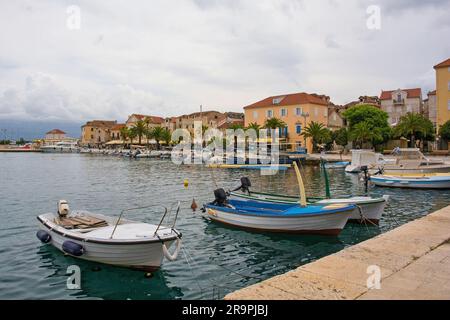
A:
[225,204,450,300]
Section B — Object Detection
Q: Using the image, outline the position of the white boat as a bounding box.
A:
[345,150,390,173]
[372,148,450,175]
[41,141,80,153]
[370,174,450,189]
[325,161,350,169]
[36,200,182,271]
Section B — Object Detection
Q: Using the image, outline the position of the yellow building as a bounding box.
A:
[244,92,329,153]
[81,120,117,146]
[434,58,450,129]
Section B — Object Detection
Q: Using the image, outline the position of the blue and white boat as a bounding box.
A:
[204,193,356,235]
[325,161,350,169]
[370,174,450,189]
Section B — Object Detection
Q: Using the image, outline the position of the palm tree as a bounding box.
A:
[246,122,261,137]
[119,127,129,145]
[229,123,244,130]
[151,126,165,150]
[264,118,287,141]
[395,112,430,148]
[350,122,381,149]
[301,121,329,153]
[132,120,147,145]
[128,126,138,145]
[161,128,172,146]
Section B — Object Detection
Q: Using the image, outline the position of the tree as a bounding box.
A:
[228,123,244,130]
[128,127,137,145]
[246,122,261,138]
[119,127,129,145]
[150,126,165,150]
[334,127,349,149]
[161,128,172,146]
[440,120,450,141]
[342,104,390,146]
[350,122,382,148]
[132,120,147,145]
[301,121,330,152]
[264,118,287,142]
[394,112,434,147]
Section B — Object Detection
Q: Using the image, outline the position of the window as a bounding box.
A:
[273,97,283,105]
[296,125,302,134]
[314,107,318,117]
[296,107,302,116]
[397,93,402,102]
[253,111,258,119]
[324,108,327,117]
[448,99,450,111]
[267,110,273,118]
[333,113,337,121]
[448,81,450,91]
[281,108,287,117]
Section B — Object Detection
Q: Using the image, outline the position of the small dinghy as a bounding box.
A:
[36,200,182,271]
[204,189,355,235]
[370,174,450,189]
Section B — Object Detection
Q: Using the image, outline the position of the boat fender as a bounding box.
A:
[162,238,182,261]
[36,230,51,243]
[62,241,84,256]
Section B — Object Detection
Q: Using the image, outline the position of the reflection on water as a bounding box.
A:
[0,153,449,299]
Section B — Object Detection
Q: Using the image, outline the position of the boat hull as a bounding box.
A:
[370,176,450,189]
[205,207,351,235]
[375,165,450,175]
[37,220,176,271]
[229,192,388,224]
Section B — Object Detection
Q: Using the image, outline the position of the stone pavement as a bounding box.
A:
[225,205,450,300]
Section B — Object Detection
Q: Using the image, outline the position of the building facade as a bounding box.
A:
[434,58,450,129]
[81,120,117,146]
[423,90,437,128]
[243,92,329,153]
[327,105,345,130]
[45,129,66,141]
[126,114,164,129]
[380,88,423,126]
[110,124,126,141]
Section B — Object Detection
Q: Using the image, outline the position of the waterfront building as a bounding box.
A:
[81,120,117,147]
[434,58,450,129]
[380,88,423,126]
[110,123,126,140]
[43,129,78,146]
[173,110,224,134]
[344,96,381,109]
[216,112,245,132]
[243,92,329,153]
[423,90,437,128]
[327,105,345,131]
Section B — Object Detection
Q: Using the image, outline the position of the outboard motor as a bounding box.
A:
[213,188,228,206]
[231,177,252,194]
[360,166,369,193]
[58,200,70,217]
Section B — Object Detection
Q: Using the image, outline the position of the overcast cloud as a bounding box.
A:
[0,0,449,122]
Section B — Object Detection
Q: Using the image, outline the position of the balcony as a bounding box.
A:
[393,99,405,105]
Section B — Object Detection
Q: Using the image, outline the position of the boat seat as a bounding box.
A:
[55,215,109,229]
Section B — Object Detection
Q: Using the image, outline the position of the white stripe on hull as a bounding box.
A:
[206,209,350,234]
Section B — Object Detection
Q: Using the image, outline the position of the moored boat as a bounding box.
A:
[204,191,355,235]
[370,174,450,189]
[36,200,182,271]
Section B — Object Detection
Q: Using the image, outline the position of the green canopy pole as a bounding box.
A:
[320,158,331,199]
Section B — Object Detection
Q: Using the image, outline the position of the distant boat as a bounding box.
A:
[41,141,80,153]
[345,150,390,173]
[325,161,350,169]
[370,173,450,189]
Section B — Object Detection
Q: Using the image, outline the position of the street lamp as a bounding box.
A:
[301,112,310,150]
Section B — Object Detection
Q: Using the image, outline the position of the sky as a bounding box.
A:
[0,0,449,125]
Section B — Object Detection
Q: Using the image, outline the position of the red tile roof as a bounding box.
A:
[83,120,117,128]
[434,58,450,69]
[46,129,66,135]
[129,114,164,124]
[112,124,126,130]
[428,90,436,96]
[244,92,328,109]
[380,88,422,100]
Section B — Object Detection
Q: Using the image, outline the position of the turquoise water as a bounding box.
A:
[1,152,449,300]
